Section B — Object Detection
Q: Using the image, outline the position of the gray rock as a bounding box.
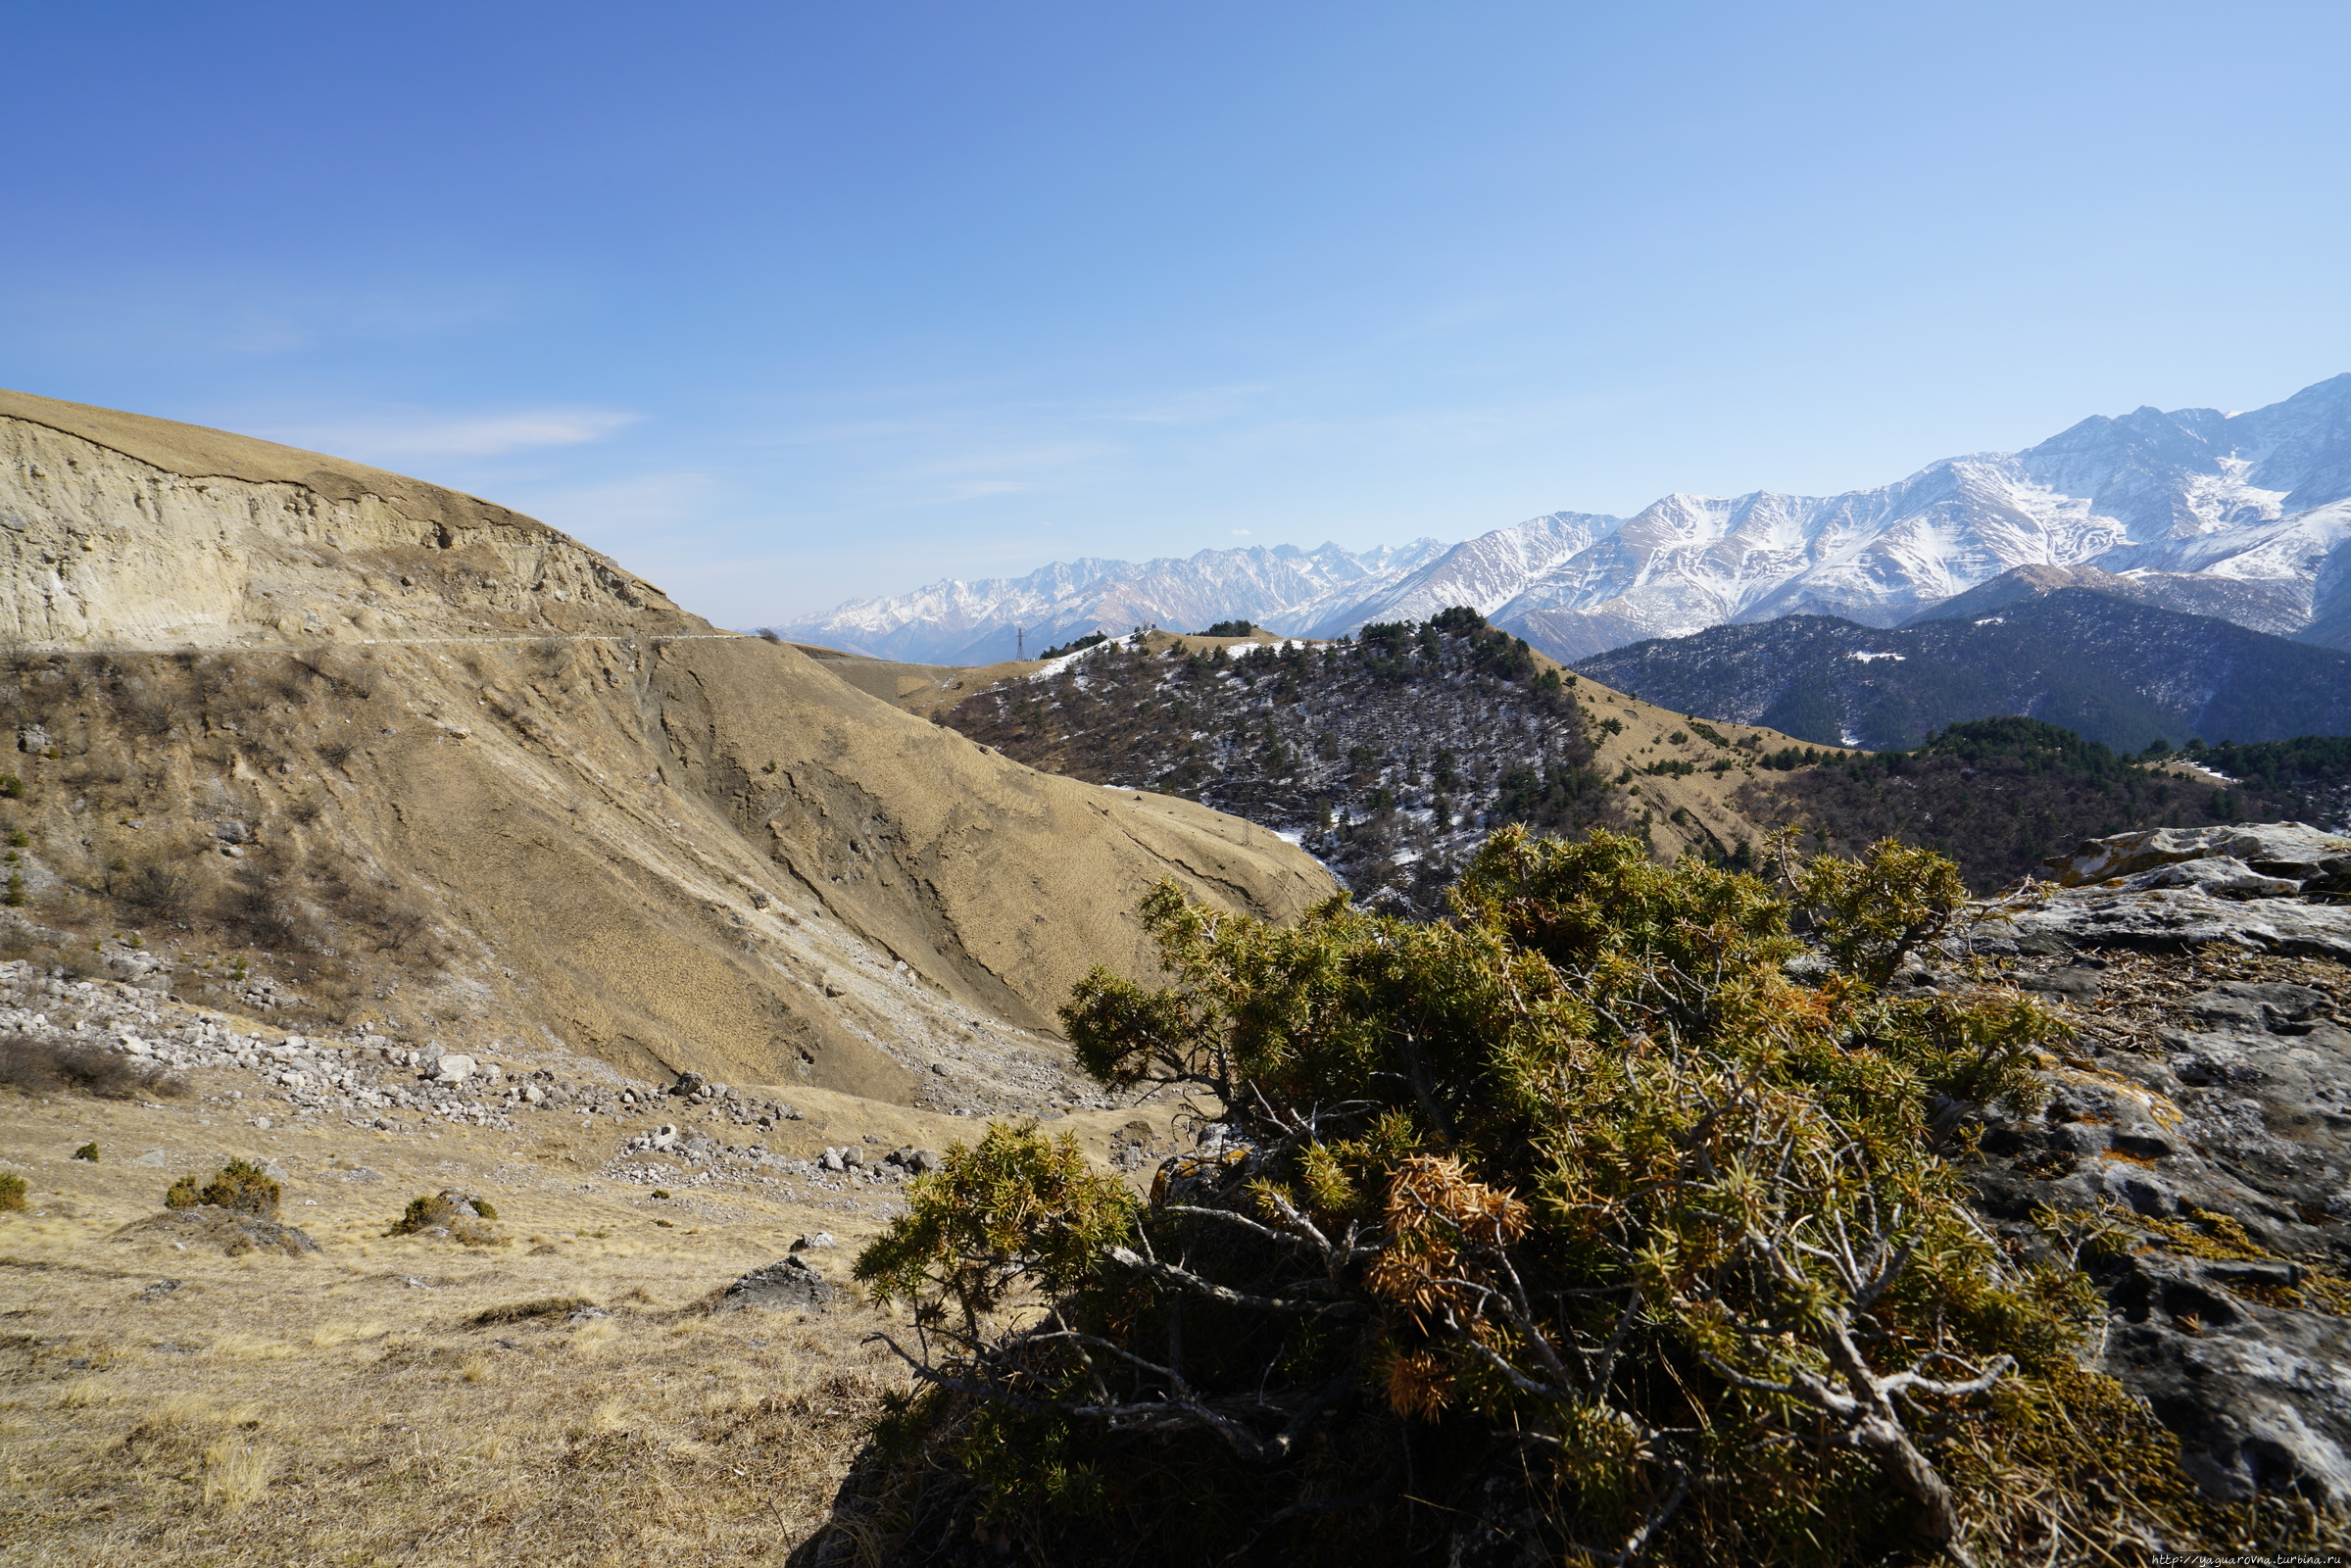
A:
[114,1207,320,1258]
[2047,823,2351,890]
[2018,964,2105,1002]
[789,1231,836,1251]
[671,1071,706,1098]
[2186,982,2330,1033]
[716,1255,838,1313]
[1968,885,2351,961]
[910,1148,943,1173]
[2117,856,2304,899]
[1969,1007,2351,1505]
[819,1148,845,1173]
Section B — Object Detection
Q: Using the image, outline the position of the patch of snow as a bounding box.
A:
[1973,616,2005,625]
[1846,651,1906,662]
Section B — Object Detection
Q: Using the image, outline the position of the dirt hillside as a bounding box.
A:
[0,389,1335,1102]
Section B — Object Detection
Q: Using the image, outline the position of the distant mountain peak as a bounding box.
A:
[778,374,2351,665]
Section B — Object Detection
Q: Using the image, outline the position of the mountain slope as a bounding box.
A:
[0,389,1335,1107]
[1571,588,2351,755]
[929,613,1873,910]
[784,372,2351,663]
[1735,716,2311,890]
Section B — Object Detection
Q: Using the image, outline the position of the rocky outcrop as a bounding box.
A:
[716,1255,840,1312]
[114,1205,320,1257]
[2046,823,2351,890]
[1961,823,2351,960]
[1938,823,2351,1504]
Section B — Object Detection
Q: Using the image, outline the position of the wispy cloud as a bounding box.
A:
[260,408,640,460]
[1231,528,1251,535]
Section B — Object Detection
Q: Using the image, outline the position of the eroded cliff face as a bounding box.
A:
[0,391,1337,1104]
[0,389,685,649]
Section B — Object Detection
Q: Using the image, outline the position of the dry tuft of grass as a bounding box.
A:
[565,1316,620,1358]
[199,1442,275,1513]
[306,1319,386,1350]
[206,1333,297,1361]
[54,1377,113,1410]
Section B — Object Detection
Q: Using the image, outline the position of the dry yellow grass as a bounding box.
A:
[0,1080,926,1566]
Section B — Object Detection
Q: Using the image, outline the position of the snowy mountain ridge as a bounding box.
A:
[778,373,2351,663]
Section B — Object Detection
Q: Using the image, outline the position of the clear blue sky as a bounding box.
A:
[7,2,2347,626]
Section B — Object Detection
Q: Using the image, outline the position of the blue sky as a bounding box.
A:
[7,1,2348,626]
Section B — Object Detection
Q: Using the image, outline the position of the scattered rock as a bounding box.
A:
[136,1278,182,1301]
[627,1122,680,1153]
[431,1054,477,1083]
[716,1255,839,1313]
[789,1231,836,1251]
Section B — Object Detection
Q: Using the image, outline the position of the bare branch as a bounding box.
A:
[1105,1245,1362,1318]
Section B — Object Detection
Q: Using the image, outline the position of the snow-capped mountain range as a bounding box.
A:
[779,373,2351,665]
